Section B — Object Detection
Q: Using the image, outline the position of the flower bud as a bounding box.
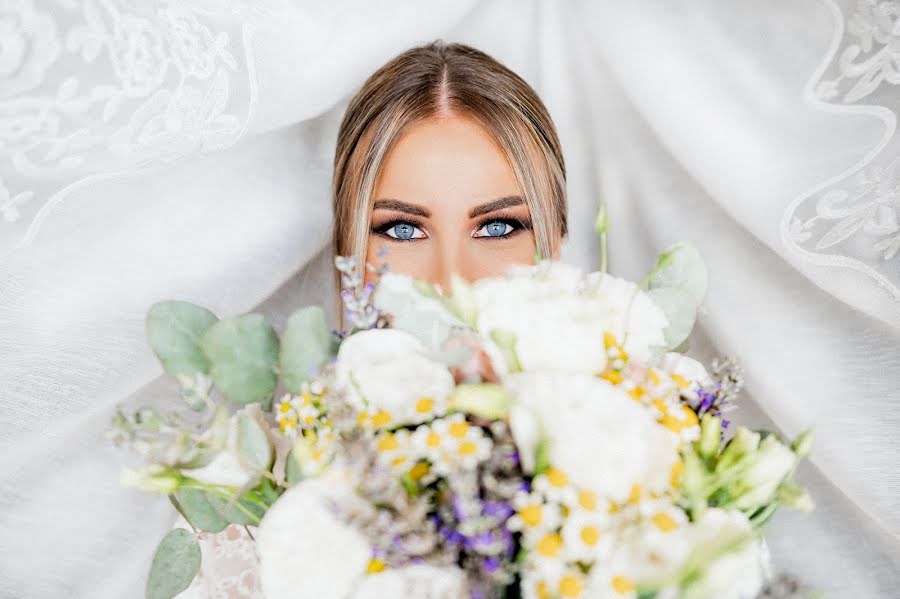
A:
[594,202,608,235]
[715,427,760,473]
[778,481,815,512]
[698,413,722,460]
[791,428,814,458]
[120,464,181,494]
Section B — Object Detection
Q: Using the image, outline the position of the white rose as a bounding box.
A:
[256,473,372,599]
[181,404,273,488]
[581,272,669,365]
[334,328,455,427]
[682,509,766,599]
[507,372,680,503]
[352,564,468,598]
[470,262,610,375]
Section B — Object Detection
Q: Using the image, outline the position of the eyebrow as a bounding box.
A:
[372,199,430,217]
[372,195,525,219]
[468,195,525,218]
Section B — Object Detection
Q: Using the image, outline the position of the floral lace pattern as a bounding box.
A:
[176,522,264,599]
[0,0,273,258]
[783,0,900,319]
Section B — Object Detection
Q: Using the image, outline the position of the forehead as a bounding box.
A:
[374,114,521,205]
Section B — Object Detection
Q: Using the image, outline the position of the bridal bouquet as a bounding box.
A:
[109,242,815,599]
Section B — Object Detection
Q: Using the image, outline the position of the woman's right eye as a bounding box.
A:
[376,221,427,241]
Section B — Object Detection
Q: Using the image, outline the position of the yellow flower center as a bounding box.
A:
[670,458,685,489]
[536,533,563,558]
[416,397,435,413]
[652,512,678,533]
[458,441,477,456]
[448,421,469,438]
[535,580,551,599]
[371,410,392,427]
[580,525,600,546]
[578,490,598,511]
[409,462,430,481]
[611,576,635,595]
[670,373,690,389]
[559,574,584,597]
[546,468,569,488]
[627,483,642,504]
[518,504,543,527]
[426,431,441,448]
[377,434,399,452]
[600,370,624,385]
[366,559,385,574]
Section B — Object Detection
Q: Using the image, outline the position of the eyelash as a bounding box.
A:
[372,215,533,243]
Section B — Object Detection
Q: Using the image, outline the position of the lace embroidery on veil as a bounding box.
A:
[782,0,900,327]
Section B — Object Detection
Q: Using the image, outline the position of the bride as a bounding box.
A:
[180,38,570,598]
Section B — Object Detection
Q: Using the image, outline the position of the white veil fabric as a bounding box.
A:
[1,1,898,597]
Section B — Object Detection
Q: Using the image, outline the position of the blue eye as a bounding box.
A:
[475,219,519,238]
[377,221,426,241]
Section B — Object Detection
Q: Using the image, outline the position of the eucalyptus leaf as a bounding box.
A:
[280,306,335,393]
[172,488,229,533]
[646,287,698,350]
[146,301,219,377]
[206,490,266,525]
[285,448,304,486]
[237,414,272,472]
[199,314,279,405]
[145,528,201,599]
[642,241,708,305]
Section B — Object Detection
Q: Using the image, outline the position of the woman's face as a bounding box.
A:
[365,114,553,293]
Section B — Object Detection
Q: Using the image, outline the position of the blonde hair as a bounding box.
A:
[331,39,568,325]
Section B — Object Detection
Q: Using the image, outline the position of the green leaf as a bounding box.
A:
[206,490,266,526]
[646,287,699,350]
[280,306,335,393]
[172,488,229,533]
[285,448,304,486]
[199,314,279,405]
[146,528,201,599]
[642,241,708,304]
[237,414,272,472]
[146,301,219,377]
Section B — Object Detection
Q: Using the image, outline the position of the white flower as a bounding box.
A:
[560,507,613,563]
[469,262,610,375]
[351,564,468,598]
[181,404,273,488]
[681,509,766,599]
[334,328,455,427]
[658,353,713,387]
[507,372,680,504]
[256,474,372,599]
[507,489,563,541]
[581,272,670,365]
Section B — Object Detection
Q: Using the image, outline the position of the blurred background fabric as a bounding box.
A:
[1,0,899,597]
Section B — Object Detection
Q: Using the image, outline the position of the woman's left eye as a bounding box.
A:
[474,220,516,238]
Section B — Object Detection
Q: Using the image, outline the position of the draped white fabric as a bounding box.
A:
[1,1,898,597]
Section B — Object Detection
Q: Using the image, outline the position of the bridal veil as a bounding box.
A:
[1,1,898,597]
